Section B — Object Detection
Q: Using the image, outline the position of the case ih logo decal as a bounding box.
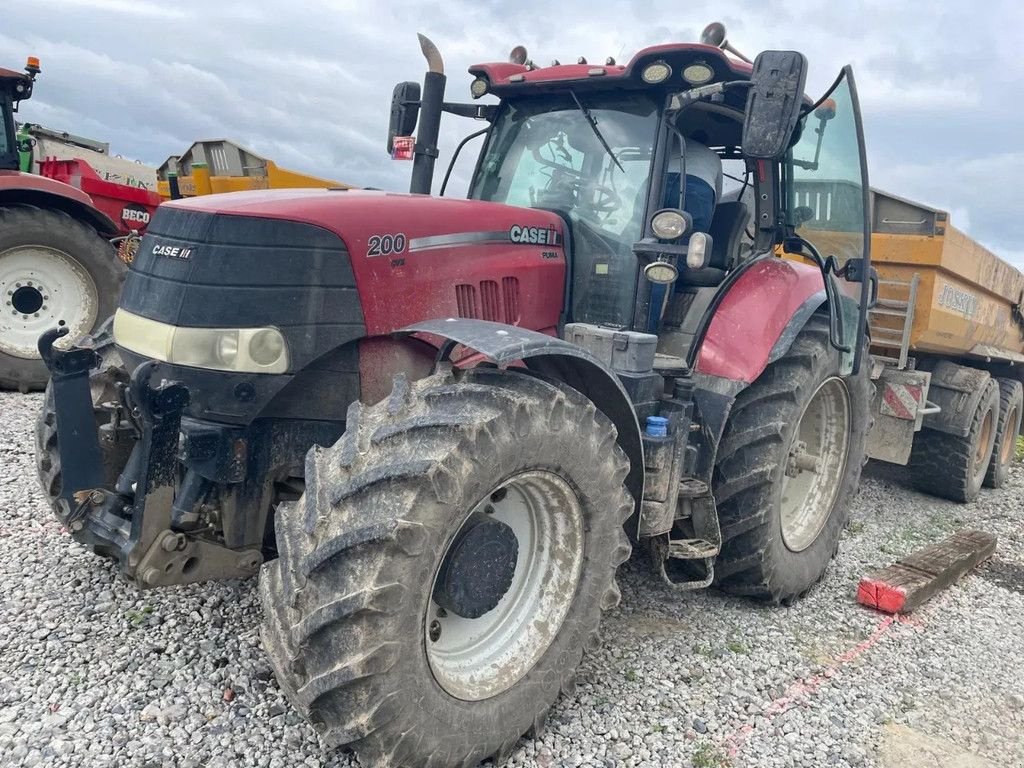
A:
[509,225,561,246]
[152,243,193,261]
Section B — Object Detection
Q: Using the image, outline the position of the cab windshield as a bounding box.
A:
[469,93,660,327]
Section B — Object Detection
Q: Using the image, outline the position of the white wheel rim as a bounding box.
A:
[780,376,851,552]
[425,470,585,701]
[0,245,99,359]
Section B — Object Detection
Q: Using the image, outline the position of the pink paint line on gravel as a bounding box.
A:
[721,611,924,759]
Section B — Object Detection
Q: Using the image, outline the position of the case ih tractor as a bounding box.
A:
[36,24,874,768]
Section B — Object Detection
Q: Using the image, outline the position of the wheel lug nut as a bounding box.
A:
[429,619,442,642]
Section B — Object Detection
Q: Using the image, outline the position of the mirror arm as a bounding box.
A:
[442,102,497,120]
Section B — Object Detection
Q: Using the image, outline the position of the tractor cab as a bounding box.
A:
[391,25,872,371]
[0,57,38,171]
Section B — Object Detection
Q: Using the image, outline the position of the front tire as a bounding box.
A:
[260,367,633,767]
[712,314,871,603]
[0,206,125,392]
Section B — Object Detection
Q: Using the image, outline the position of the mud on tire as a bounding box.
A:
[712,314,871,603]
[260,367,633,768]
[909,377,999,503]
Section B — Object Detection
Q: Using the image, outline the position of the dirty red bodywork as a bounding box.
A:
[38,158,162,235]
[165,189,567,339]
[695,258,826,384]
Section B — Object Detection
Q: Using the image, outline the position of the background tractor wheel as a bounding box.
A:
[0,206,125,392]
[712,314,871,603]
[909,377,999,502]
[35,324,131,517]
[984,378,1023,489]
[260,367,633,768]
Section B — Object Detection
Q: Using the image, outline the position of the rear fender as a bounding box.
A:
[0,171,120,236]
[693,257,827,384]
[400,318,644,511]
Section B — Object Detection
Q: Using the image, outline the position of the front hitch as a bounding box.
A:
[38,326,104,508]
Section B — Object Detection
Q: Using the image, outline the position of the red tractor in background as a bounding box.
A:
[0,58,159,392]
[36,23,875,768]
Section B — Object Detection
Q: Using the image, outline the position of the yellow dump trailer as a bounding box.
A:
[156,139,351,198]
[862,190,1024,502]
[869,189,1024,367]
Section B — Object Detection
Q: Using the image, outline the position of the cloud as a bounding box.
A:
[4,0,1022,263]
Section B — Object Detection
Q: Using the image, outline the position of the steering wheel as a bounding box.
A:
[587,184,622,215]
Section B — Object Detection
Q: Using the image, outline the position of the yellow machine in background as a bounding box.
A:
[783,185,1024,501]
[867,189,1024,366]
[156,139,351,198]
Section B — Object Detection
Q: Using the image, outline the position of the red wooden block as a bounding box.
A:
[857,529,996,614]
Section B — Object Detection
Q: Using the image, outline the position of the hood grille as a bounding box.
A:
[455,278,520,324]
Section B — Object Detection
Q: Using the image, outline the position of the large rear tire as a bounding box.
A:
[984,378,1022,489]
[0,206,125,392]
[260,367,633,767]
[909,377,999,502]
[712,314,871,603]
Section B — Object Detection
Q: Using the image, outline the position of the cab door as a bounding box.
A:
[786,66,872,374]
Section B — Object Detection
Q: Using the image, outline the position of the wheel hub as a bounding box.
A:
[433,513,519,619]
[0,245,99,359]
[425,470,585,702]
[11,283,45,315]
[780,376,851,553]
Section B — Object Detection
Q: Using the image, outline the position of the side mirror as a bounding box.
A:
[387,81,421,155]
[741,50,808,159]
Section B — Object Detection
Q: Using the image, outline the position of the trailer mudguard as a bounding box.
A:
[693,257,827,384]
[919,360,992,438]
[400,318,644,509]
[0,169,120,236]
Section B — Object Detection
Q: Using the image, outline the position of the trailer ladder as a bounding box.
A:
[868,273,920,370]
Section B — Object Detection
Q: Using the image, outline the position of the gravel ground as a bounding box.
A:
[1,389,1022,768]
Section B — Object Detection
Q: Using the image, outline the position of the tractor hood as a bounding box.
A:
[117,189,567,422]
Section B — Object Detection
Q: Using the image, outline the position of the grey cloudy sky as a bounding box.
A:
[4,0,1023,263]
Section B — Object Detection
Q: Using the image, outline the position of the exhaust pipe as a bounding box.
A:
[410,34,447,195]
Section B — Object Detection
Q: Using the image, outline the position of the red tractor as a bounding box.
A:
[36,24,874,768]
[1,58,159,391]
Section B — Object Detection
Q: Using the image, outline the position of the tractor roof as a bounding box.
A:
[469,43,752,97]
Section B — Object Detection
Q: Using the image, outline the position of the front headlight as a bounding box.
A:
[113,310,289,374]
[651,208,689,240]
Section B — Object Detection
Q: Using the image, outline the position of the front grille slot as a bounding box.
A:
[502,277,520,324]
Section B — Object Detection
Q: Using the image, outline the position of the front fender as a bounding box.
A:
[400,318,644,512]
[694,257,827,384]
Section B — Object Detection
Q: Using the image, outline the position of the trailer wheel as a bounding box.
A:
[985,379,1023,489]
[260,367,633,767]
[35,328,131,522]
[0,206,124,392]
[712,314,871,603]
[909,378,999,502]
